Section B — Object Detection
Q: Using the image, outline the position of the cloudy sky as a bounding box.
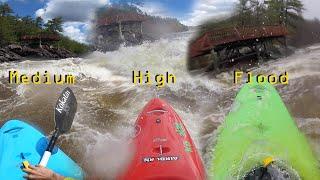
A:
[2,0,320,43]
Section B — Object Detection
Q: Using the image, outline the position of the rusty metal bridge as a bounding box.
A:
[20,34,60,42]
[188,25,288,71]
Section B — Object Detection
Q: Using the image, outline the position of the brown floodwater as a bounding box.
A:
[0,35,319,178]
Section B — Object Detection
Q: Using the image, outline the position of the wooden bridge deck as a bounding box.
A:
[20,34,60,42]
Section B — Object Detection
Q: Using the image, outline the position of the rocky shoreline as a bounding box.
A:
[0,44,76,63]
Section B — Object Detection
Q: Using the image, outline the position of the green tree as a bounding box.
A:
[21,16,34,25]
[264,0,303,26]
[235,0,303,27]
[236,0,254,26]
[0,3,13,17]
[45,17,63,33]
[13,15,40,36]
[0,16,16,45]
[35,16,44,28]
[283,0,304,26]
[56,35,89,54]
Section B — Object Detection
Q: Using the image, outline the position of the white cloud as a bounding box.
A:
[182,0,238,26]
[136,2,171,18]
[62,22,88,43]
[36,0,109,22]
[35,8,45,18]
[36,0,109,43]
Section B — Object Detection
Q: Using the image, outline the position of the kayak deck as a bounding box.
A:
[210,82,320,179]
[0,120,84,179]
[119,98,206,180]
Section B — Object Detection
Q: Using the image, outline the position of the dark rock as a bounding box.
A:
[7,44,22,51]
[0,44,76,63]
[40,46,57,58]
[0,48,22,62]
[49,47,75,58]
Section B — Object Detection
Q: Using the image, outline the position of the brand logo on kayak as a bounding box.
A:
[55,90,70,114]
[143,156,179,163]
[153,137,167,142]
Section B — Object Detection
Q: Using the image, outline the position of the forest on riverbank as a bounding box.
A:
[0,3,89,55]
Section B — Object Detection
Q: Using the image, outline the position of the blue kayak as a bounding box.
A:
[0,120,84,179]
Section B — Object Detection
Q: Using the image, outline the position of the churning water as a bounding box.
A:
[0,32,319,178]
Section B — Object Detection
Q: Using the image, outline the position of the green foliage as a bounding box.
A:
[0,3,89,55]
[55,36,90,55]
[14,16,42,37]
[0,3,13,17]
[0,16,16,45]
[235,0,304,27]
[35,16,43,29]
[44,17,63,33]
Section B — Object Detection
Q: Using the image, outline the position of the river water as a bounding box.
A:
[0,33,319,178]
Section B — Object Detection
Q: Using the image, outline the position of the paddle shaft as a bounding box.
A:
[39,130,60,166]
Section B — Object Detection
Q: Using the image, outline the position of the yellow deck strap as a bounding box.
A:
[22,161,31,170]
[263,157,274,167]
[64,178,75,180]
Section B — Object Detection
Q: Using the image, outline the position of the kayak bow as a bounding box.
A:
[119,98,206,180]
[209,81,320,179]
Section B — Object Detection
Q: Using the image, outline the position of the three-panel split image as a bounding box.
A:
[1,0,320,179]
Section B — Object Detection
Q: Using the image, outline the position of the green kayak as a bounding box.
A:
[209,81,320,179]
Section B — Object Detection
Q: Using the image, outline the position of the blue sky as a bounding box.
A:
[1,0,319,43]
[150,0,195,18]
[3,0,199,24]
[4,0,46,18]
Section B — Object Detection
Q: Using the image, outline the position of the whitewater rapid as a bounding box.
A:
[0,33,320,177]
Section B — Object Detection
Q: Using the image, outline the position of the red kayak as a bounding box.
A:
[119,98,206,180]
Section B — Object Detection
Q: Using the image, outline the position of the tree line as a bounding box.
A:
[200,0,304,31]
[236,0,303,28]
[197,0,320,47]
[0,3,89,54]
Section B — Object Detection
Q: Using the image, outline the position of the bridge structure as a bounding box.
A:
[95,11,147,49]
[20,34,60,48]
[20,34,60,42]
[188,25,288,71]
